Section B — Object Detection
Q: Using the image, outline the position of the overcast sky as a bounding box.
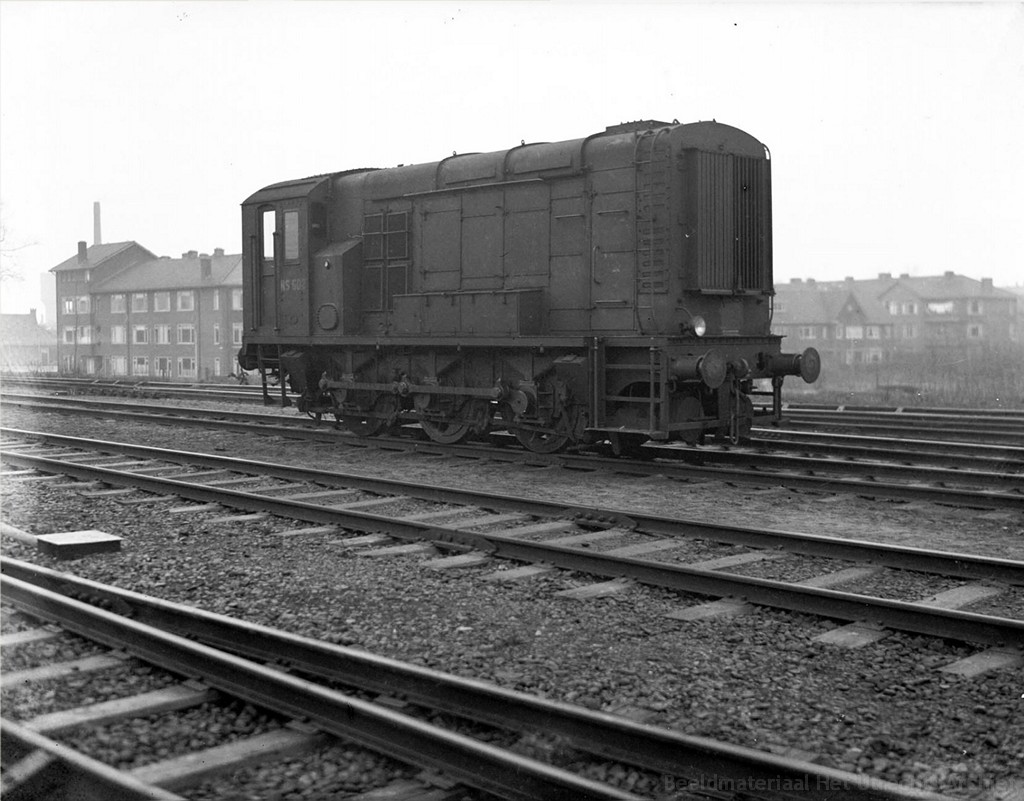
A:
[1,1,1022,319]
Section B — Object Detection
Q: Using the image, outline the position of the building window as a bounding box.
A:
[132,293,148,312]
[214,357,222,376]
[927,301,954,315]
[845,325,864,340]
[865,326,880,339]
[63,327,75,344]
[111,325,126,345]
[968,324,983,338]
[111,294,126,313]
[133,326,148,344]
[177,291,195,311]
[155,357,171,377]
[232,322,243,345]
[178,356,196,378]
[75,296,89,313]
[133,356,149,376]
[231,289,243,310]
[76,326,92,344]
[902,302,917,315]
[154,325,171,345]
[61,297,75,314]
[178,324,195,345]
[834,325,844,340]
[799,326,816,339]
[110,356,127,376]
[969,300,982,315]
[213,324,221,345]
[154,292,171,312]
[903,324,917,338]
[213,291,220,311]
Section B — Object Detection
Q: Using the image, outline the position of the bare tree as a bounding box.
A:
[0,204,32,286]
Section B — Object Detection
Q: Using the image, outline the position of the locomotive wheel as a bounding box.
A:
[421,419,473,445]
[340,395,398,437]
[416,380,478,445]
[514,428,569,454]
[421,397,493,444]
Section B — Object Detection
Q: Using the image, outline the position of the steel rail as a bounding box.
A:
[1,717,186,801]
[0,377,272,405]
[9,393,1024,477]
[650,448,1023,489]
[0,574,642,801]
[745,439,1022,473]
[3,428,1023,585]
[3,445,1022,647]
[784,405,1024,424]
[4,394,1024,508]
[776,415,1024,446]
[783,403,1024,419]
[752,428,1024,463]
[1,558,950,801]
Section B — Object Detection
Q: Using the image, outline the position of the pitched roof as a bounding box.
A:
[773,285,843,324]
[891,273,1015,300]
[94,252,243,292]
[50,241,155,273]
[774,282,890,324]
[0,312,55,345]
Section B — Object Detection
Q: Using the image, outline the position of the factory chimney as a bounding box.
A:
[93,202,102,246]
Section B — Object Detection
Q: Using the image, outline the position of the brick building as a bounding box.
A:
[773,272,1019,369]
[0,309,58,373]
[51,242,243,380]
[772,277,892,367]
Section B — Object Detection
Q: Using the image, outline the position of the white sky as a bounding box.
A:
[1,1,1022,320]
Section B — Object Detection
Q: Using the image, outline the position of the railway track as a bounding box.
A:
[2,561,952,800]
[0,376,267,406]
[775,405,1024,447]
[3,428,1022,652]
[5,377,1023,445]
[749,428,1019,471]
[4,393,1023,510]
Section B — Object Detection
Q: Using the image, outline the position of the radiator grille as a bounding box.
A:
[687,150,772,292]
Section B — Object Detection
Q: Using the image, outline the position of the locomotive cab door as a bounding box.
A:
[273,204,310,337]
[253,205,278,333]
[250,203,311,337]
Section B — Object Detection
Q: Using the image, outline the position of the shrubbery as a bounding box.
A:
[784,344,1024,409]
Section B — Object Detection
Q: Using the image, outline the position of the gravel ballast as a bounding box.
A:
[1,405,1023,799]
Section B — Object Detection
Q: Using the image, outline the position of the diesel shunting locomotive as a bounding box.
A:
[238,119,820,453]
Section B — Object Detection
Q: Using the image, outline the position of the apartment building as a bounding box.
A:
[51,242,243,380]
[773,272,1018,368]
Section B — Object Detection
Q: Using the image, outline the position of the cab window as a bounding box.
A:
[261,209,275,260]
[283,210,299,261]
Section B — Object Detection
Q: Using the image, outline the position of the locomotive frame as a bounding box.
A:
[238,120,819,453]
